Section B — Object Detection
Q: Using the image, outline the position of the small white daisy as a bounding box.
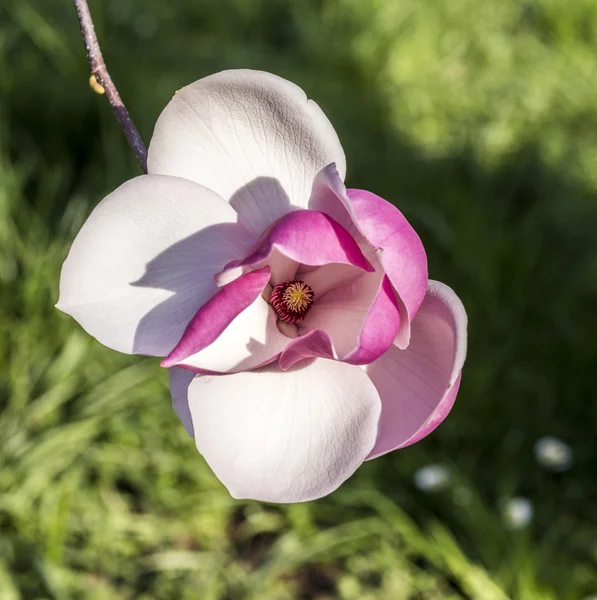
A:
[502,497,533,530]
[414,464,450,493]
[534,436,573,473]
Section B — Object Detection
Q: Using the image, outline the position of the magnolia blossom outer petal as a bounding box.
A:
[308,165,428,348]
[216,210,374,286]
[169,367,196,437]
[57,175,256,356]
[364,280,467,460]
[162,268,289,373]
[188,359,381,503]
[148,70,346,237]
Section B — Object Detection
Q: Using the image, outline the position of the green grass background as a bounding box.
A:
[1,0,597,598]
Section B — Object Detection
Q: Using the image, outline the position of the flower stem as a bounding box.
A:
[73,0,148,172]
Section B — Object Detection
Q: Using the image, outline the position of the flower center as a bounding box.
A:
[270,280,315,324]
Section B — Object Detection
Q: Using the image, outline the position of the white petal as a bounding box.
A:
[168,367,196,437]
[257,249,299,286]
[169,297,290,373]
[188,359,381,503]
[57,175,256,356]
[147,70,346,236]
[219,249,298,288]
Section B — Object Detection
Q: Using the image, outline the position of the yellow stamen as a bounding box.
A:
[283,282,312,312]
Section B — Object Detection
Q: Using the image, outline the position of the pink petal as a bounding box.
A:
[169,367,197,437]
[57,175,256,356]
[308,165,428,348]
[216,209,374,285]
[162,267,289,373]
[278,329,335,369]
[364,280,467,460]
[148,70,346,237]
[348,189,428,349]
[346,275,401,364]
[187,359,381,502]
[299,261,365,297]
[308,163,361,236]
[280,267,400,369]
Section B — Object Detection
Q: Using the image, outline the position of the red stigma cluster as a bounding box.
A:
[270,280,315,324]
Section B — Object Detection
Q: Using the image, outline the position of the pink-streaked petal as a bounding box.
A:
[169,367,197,437]
[345,276,401,364]
[57,175,256,356]
[308,165,428,348]
[401,373,461,449]
[365,280,467,460]
[148,70,346,237]
[187,359,381,503]
[280,258,400,368]
[308,163,361,237]
[216,209,374,286]
[348,189,428,349]
[278,329,335,370]
[162,267,271,366]
[168,296,288,374]
[162,267,289,373]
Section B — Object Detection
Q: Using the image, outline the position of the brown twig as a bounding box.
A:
[73,0,148,172]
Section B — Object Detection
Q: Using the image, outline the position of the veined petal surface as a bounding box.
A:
[188,359,381,503]
[57,175,256,356]
[365,280,467,459]
[148,70,346,236]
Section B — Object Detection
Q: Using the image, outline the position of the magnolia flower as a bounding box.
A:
[57,70,467,503]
